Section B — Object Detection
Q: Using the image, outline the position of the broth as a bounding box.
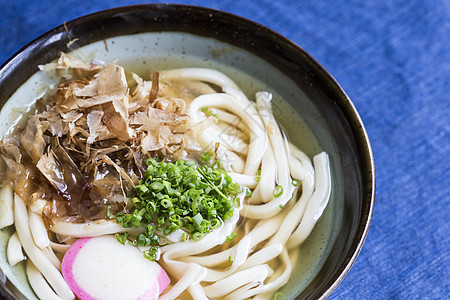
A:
[0,42,333,300]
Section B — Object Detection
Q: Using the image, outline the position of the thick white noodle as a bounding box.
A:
[254,143,277,203]
[203,264,272,299]
[222,282,263,300]
[7,232,25,267]
[288,155,306,180]
[188,93,267,175]
[228,173,258,189]
[29,199,47,215]
[29,211,50,249]
[223,150,246,174]
[241,179,296,219]
[265,145,316,247]
[187,283,209,300]
[214,109,251,135]
[243,218,255,235]
[26,260,63,300]
[208,121,249,156]
[241,93,297,218]
[256,92,290,186]
[194,110,249,157]
[289,143,315,185]
[0,185,14,229]
[281,131,306,181]
[49,241,71,254]
[287,152,305,182]
[202,235,252,282]
[14,194,74,300]
[238,243,283,270]
[287,152,331,248]
[215,130,249,156]
[161,68,239,90]
[42,246,61,271]
[252,250,293,300]
[49,219,141,237]
[186,118,241,172]
[159,263,206,300]
[266,179,312,247]
[312,153,332,221]
[181,212,286,266]
[160,68,249,103]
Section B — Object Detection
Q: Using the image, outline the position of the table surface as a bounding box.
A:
[0,0,449,299]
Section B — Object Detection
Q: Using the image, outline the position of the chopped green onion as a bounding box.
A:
[106,206,114,219]
[274,292,284,300]
[137,233,151,246]
[135,184,149,195]
[255,170,261,182]
[132,197,141,205]
[226,232,237,243]
[192,213,204,230]
[161,199,172,208]
[292,179,299,186]
[115,232,128,245]
[150,235,159,245]
[210,218,221,229]
[273,185,283,198]
[200,152,213,163]
[143,246,159,261]
[192,232,204,241]
[201,107,219,120]
[145,225,154,236]
[150,181,164,192]
[111,154,240,259]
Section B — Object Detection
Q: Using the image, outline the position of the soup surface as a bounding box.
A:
[0,33,334,300]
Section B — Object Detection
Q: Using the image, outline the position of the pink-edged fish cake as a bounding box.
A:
[61,236,170,300]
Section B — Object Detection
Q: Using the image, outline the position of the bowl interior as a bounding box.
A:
[0,4,374,300]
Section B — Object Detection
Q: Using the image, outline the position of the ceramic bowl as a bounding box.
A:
[0,4,374,299]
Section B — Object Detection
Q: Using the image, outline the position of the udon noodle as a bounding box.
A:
[0,53,331,300]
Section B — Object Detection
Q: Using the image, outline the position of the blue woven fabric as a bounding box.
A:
[0,0,449,299]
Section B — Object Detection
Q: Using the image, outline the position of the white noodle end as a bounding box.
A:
[29,211,50,249]
[29,199,47,215]
[313,152,331,221]
[7,232,25,267]
[0,185,14,229]
[26,260,63,300]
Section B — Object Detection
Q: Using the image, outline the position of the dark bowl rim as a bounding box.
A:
[0,4,375,300]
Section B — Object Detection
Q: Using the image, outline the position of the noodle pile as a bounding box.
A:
[0,53,331,300]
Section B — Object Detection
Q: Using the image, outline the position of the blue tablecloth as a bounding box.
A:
[1,0,449,299]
